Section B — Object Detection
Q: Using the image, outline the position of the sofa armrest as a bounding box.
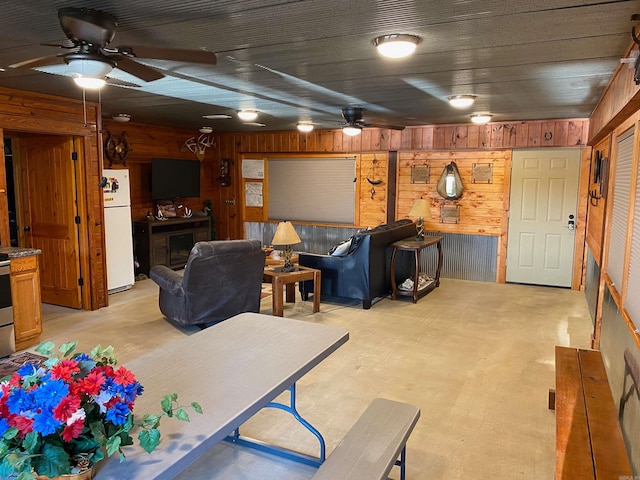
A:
[298,251,347,268]
[150,265,185,296]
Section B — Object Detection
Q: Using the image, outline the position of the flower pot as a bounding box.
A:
[36,465,95,480]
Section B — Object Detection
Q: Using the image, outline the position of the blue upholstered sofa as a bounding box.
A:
[298,219,416,309]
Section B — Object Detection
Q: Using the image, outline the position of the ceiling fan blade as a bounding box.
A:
[116,57,164,82]
[366,122,405,131]
[9,55,65,69]
[106,77,140,88]
[119,45,217,65]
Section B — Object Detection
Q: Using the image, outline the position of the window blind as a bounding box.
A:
[625,142,640,323]
[267,157,356,224]
[607,128,634,292]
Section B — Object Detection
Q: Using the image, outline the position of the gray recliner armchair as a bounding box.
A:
[150,239,266,328]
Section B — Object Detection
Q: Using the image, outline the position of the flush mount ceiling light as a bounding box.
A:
[342,125,362,136]
[111,113,131,122]
[297,122,314,133]
[243,122,266,127]
[66,56,113,89]
[470,113,493,124]
[199,126,213,134]
[448,95,477,108]
[238,110,259,121]
[373,34,421,59]
[202,114,232,120]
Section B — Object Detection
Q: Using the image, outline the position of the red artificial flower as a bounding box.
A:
[61,419,84,442]
[77,371,105,396]
[11,415,33,436]
[50,359,80,382]
[113,366,136,386]
[53,395,81,423]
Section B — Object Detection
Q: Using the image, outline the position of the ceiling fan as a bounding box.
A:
[9,7,217,88]
[340,106,405,136]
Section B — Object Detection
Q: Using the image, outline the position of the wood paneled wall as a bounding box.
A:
[396,151,511,236]
[586,137,611,264]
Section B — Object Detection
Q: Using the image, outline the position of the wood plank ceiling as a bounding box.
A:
[0,0,637,132]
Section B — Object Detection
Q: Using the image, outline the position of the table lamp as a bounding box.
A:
[271,221,301,272]
[408,197,432,240]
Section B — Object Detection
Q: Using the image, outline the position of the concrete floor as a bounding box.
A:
[36,277,593,479]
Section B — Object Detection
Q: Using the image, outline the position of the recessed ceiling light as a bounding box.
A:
[342,125,362,136]
[373,34,421,59]
[202,114,232,120]
[448,95,476,108]
[470,113,493,125]
[243,122,266,127]
[111,113,131,123]
[238,110,259,121]
[199,126,213,134]
[297,122,314,133]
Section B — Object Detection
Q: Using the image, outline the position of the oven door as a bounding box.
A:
[0,262,15,357]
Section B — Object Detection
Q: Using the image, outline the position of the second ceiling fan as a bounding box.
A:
[340,106,405,135]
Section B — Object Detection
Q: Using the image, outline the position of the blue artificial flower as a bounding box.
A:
[122,382,142,403]
[16,362,40,377]
[0,417,10,437]
[105,401,130,426]
[33,379,69,409]
[6,389,35,415]
[74,353,92,362]
[33,409,62,436]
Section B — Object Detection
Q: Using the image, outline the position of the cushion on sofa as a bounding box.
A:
[329,238,352,256]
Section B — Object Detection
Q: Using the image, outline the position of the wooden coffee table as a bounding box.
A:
[263,265,321,316]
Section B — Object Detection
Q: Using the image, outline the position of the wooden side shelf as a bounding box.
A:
[390,236,443,303]
[133,217,211,275]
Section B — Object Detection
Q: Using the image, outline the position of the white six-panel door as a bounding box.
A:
[506,149,580,287]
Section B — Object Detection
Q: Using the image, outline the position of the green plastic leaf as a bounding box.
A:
[4,427,18,440]
[59,341,77,357]
[106,435,122,457]
[23,431,39,453]
[32,443,70,477]
[175,408,190,422]
[142,414,162,428]
[138,428,161,454]
[160,394,175,415]
[35,341,55,355]
[191,402,203,414]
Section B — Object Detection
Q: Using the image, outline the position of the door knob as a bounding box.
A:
[567,215,575,231]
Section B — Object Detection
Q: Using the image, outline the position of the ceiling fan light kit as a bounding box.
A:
[238,110,259,121]
[448,95,476,108]
[373,34,421,59]
[470,113,493,124]
[342,125,362,136]
[199,126,213,134]
[297,122,314,133]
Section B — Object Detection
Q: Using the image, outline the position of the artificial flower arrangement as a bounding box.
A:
[0,341,202,479]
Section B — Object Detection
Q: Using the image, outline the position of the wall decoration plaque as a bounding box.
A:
[472,163,493,184]
[440,205,460,224]
[411,165,430,184]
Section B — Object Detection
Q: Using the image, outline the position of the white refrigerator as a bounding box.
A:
[103,169,135,293]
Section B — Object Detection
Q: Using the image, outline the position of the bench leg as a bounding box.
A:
[395,445,407,480]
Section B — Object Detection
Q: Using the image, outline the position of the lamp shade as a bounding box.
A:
[409,198,432,219]
[272,221,301,246]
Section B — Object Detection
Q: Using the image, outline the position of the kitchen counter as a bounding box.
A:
[0,247,42,258]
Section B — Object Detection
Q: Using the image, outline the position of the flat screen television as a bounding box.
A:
[151,158,201,200]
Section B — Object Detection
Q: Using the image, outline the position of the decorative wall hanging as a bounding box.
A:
[181,134,215,161]
[436,161,464,199]
[218,158,232,187]
[103,131,130,166]
[472,163,493,184]
[440,205,460,224]
[366,156,383,199]
[589,150,608,206]
[411,165,430,184]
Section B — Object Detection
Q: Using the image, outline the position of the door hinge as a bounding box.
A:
[78,277,84,286]
[74,215,81,224]
[71,152,78,161]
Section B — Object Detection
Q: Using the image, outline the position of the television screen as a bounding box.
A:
[151,158,201,200]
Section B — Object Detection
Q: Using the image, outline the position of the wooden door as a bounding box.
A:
[16,136,82,308]
[507,149,580,287]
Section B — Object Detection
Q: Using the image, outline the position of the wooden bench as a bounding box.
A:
[312,398,420,480]
[552,346,632,479]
